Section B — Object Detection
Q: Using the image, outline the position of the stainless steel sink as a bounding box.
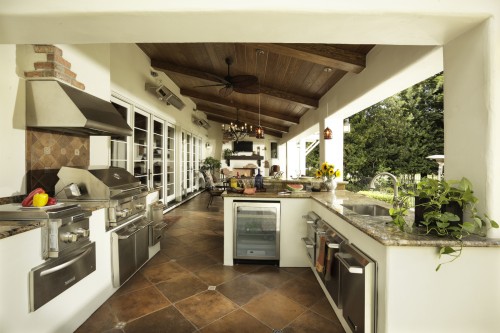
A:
[341,204,391,217]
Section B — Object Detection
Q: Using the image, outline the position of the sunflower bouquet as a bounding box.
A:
[315,162,341,181]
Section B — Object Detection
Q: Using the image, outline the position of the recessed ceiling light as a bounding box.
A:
[324,67,333,72]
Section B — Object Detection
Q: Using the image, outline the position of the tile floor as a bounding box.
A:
[75,192,345,333]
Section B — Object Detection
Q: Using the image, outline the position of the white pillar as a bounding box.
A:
[323,115,344,181]
[443,19,500,236]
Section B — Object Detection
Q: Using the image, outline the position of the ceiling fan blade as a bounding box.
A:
[193,83,226,88]
[229,75,258,88]
[219,86,233,97]
[233,84,260,94]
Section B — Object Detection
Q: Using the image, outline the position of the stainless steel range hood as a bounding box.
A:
[26,80,133,136]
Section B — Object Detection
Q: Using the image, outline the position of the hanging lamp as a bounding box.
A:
[255,49,265,139]
[324,103,332,140]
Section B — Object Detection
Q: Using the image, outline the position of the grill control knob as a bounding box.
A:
[75,228,90,238]
[116,209,130,218]
[61,232,78,243]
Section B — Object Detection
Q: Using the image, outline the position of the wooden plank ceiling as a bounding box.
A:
[137,43,374,138]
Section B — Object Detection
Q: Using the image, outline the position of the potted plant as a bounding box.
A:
[200,157,222,180]
[391,177,498,271]
[223,148,233,165]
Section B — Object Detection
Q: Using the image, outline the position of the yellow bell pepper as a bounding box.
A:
[33,193,49,207]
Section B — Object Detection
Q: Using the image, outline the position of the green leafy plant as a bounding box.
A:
[390,177,498,271]
[200,157,221,178]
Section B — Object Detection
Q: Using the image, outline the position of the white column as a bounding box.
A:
[323,115,344,181]
[443,19,500,237]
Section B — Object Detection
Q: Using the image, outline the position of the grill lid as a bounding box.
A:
[55,166,146,200]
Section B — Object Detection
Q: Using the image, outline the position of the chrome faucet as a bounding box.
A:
[369,172,399,208]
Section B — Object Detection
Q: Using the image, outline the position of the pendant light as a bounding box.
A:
[255,49,264,139]
[343,118,351,133]
[324,103,332,140]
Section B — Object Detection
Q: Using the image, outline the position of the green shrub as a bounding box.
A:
[358,191,393,204]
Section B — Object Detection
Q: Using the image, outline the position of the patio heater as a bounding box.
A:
[427,155,445,179]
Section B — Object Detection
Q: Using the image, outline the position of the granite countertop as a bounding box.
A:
[224,189,500,248]
[0,221,41,239]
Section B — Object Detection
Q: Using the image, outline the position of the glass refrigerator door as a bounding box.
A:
[234,202,280,260]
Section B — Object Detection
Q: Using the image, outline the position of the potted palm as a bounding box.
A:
[391,177,498,271]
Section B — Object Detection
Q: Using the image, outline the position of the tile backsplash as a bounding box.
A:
[26,128,89,196]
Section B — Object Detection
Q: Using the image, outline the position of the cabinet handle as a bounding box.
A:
[40,247,92,277]
[327,241,340,249]
[335,253,364,274]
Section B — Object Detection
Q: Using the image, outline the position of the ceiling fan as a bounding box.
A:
[195,57,259,97]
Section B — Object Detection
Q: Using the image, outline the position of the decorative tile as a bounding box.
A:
[108,286,170,323]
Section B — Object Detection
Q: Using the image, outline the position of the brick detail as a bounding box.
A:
[47,53,71,69]
[33,44,63,57]
[25,45,85,90]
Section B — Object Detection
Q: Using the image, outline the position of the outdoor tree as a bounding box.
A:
[344,72,444,190]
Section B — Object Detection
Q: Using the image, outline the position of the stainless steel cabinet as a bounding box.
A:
[233,201,280,262]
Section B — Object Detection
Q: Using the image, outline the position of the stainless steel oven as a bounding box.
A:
[336,243,377,333]
[29,242,96,311]
[111,213,152,287]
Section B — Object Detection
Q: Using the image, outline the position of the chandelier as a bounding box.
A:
[221,108,252,142]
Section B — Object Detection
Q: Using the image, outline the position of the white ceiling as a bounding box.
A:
[0,1,494,45]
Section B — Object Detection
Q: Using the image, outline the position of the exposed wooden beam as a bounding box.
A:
[248,43,366,73]
[180,88,300,125]
[198,105,289,133]
[152,59,318,109]
[206,114,283,138]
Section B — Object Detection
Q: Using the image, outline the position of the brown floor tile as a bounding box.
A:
[143,251,171,268]
[189,237,224,252]
[283,310,345,333]
[141,261,188,284]
[299,268,320,283]
[199,309,272,333]
[280,266,310,275]
[113,272,152,297]
[108,286,170,322]
[195,264,242,286]
[165,227,192,237]
[74,302,118,333]
[123,305,196,333]
[231,263,262,274]
[277,276,326,307]
[175,290,238,328]
[310,296,338,321]
[245,265,294,289]
[205,246,224,262]
[243,290,306,330]
[175,252,218,272]
[161,241,199,259]
[217,274,269,306]
[155,272,208,303]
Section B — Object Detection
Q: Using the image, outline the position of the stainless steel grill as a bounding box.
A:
[55,166,149,229]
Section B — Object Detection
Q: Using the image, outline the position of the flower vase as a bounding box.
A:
[324,179,337,192]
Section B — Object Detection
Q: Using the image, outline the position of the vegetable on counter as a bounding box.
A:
[21,188,45,207]
[33,193,49,207]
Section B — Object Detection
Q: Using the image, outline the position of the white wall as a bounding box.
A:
[444,20,499,233]
[110,43,204,136]
[0,45,26,197]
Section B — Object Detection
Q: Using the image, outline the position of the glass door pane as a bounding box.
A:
[152,117,164,201]
[234,202,280,260]
[166,125,175,202]
[133,111,149,185]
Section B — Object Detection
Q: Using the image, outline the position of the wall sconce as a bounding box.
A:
[205,142,212,149]
[343,118,351,133]
[323,126,333,140]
